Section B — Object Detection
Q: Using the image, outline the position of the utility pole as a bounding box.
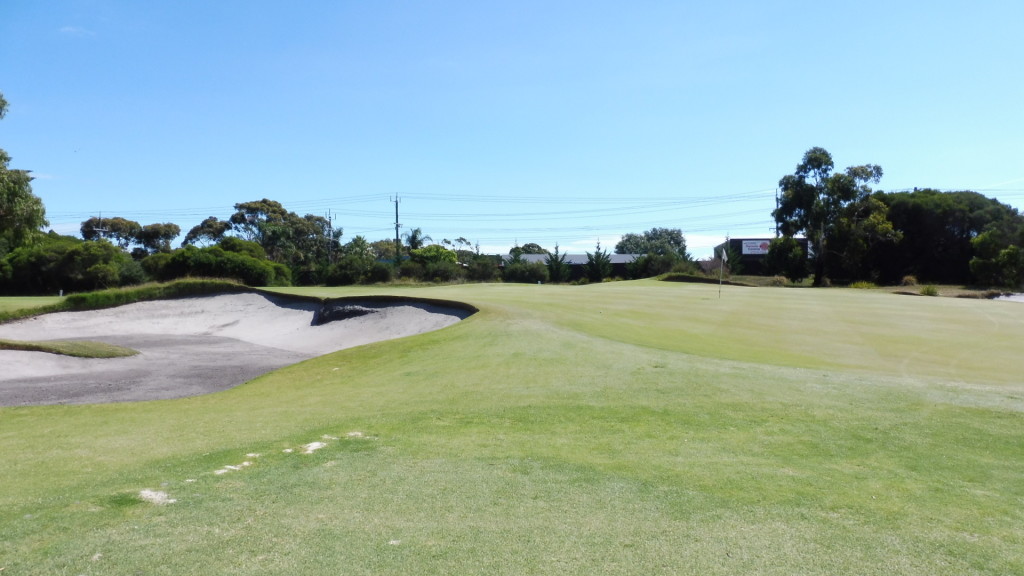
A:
[391,196,401,270]
[325,210,335,264]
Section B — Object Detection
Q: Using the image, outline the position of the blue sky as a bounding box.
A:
[3,1,1023,258]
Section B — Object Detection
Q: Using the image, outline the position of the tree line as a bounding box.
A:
[769,147,1024,287]
[3,90,1023,294]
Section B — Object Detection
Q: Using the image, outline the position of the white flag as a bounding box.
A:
[722,247,728,263]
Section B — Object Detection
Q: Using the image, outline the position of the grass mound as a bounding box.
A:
[0,278,249,323]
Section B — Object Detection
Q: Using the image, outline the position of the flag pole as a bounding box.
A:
[719,238,729,299]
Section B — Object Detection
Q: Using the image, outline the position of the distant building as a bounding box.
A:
[714,238,809,276]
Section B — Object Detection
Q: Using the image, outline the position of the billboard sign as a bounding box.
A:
[741,240,771,255]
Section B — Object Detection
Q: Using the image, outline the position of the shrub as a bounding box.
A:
[466,256,499,282]
[901,275,918,286]
[154,245,288,287]
[425,260,464,283]
[503,261,549,284]
[765,237,809,283]
[364,261,394,284]
[920,284,940,297]
[399,260,424,281]
[769,275,789,287]
[850,281,877,289]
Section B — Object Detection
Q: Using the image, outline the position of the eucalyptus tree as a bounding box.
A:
[0,92,48,256]
[773,147,884,286]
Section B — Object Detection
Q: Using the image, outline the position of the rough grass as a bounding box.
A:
[0,338,138,358]
[0,278,247,324]
[1,280,1022,575]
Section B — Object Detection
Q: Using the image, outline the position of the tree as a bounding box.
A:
[615,228,689,259]
[585,241,613,282]
[765,237,809,283]
[402,227,432,251]
[774,147,884,286]
[226,199,341,284]
[81,216,142,249]
[545,243,571,283]
[137,223,181,254]
[0,92,48,256]
[182,216,231,246]
[410,244,457,265]
[875,189,1023,284]
[509,242,548,260]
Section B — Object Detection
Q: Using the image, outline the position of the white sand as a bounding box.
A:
[0,292,470,406]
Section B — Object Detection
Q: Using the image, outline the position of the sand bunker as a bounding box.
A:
[0,292,472,406]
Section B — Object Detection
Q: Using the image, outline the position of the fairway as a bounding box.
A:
[1,280,1022,575]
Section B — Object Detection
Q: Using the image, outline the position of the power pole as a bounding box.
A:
[325,210,335,264]
[391,196,401,270]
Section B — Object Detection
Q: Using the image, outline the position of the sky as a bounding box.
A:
[2,0,1023,259]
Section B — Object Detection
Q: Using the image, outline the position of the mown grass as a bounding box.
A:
[0,338,138,358]
[1,280,1022,575]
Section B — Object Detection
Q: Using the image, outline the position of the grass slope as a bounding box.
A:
[1,281,1022,575]
[0,338,138,358]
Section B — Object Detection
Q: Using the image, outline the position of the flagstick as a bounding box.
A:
[718,249,724,299]
[718,240,729,299]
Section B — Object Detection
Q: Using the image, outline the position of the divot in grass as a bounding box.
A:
[138,490,176,505]
[302,442,327,454]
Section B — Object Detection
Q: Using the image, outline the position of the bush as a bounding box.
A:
[399,260,425,281]
[503,261,549,284]
[920,284,940,297]
[849,281,877,289]
[364,261,394,284]
[769,275,789,287]
[425,260,464,283]
[154,245,289,287]
[466,256,499,282]
[901,275,918,286]
[766,237,809,283]
[627,253,680,279]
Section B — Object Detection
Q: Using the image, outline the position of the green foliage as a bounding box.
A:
[410,244,457,266]
[466,254,500,282]
[182,216,232,246]
[774,147,884,286]
[544,244,572,283]
[424,260,464,283]
[502,260,549,283]
[150,244,291,286]
[765,236,809,283]
[877,189,1024,284]
[0,93,48,255]
[510,242,547,259]
[402,227,432,251]
[626,252,679,279]
[225,199,340,283]
[849,281,877,289]
[60,279,247,310]
[585,241,613,282]
[1,233,144,295]
[971,244,1024,288]
[615,227,689,259]
[920,284,940,296]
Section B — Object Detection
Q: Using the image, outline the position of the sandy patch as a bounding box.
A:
[0,292,472,406]
[138,489,176,505]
